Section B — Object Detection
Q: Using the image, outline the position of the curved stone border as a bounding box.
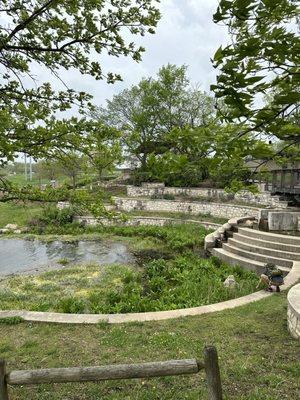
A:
[1,261,299,325]
[287,283,300,339]
[204,215,256,252]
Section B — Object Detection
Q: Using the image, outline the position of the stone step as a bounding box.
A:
[212,248,290,276]
[238,227,300,246]
[222,243,293,268]
[233,233,300,253]
[228,238,300,261]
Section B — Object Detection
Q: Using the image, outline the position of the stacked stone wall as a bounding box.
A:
[75,216,220,230]
[113,197,259,219]
[127,185,288,208]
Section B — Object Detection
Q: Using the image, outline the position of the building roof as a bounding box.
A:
[246,159,300,172]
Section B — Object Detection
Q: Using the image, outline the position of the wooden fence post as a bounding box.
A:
[0,360,9,400]
[204,346,223,400]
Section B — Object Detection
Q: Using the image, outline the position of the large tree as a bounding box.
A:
[0,0,160,164]
[142,123,274,188]
[212,0,299,151]
[0,0,160,208]
[84,124,123,180]
[98,64,216,171]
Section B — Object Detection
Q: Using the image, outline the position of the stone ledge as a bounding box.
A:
[127,185,288,208]
[204,215,256,251]
[113,197,260,220]
[75,215,221,231]
[287,282,300,339]
[1,262,299,325]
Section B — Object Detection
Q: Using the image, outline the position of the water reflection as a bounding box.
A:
[0,239,133,275]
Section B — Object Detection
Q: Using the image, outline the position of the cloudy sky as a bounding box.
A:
[60,0,230,108]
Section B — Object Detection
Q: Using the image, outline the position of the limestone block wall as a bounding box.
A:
[127,185,228,200]
[74,216,220,231]
[287,283,300,339]
[113,197,259,219]
[127,185,288,208]
[234,191,288,208]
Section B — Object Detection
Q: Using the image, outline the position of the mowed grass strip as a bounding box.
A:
[0,202,43,227]
[0,294,299,399]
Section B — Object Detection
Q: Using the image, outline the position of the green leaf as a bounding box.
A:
[214,46,224,62]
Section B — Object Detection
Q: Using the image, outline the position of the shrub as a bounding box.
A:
[210,256,222,268]
[56,296,87,313]
[0,316,24,325]
[57,258,70,266]
[29,205,81,229]
[162,193,175,200]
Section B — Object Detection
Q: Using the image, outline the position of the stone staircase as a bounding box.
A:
[212,227,300,275]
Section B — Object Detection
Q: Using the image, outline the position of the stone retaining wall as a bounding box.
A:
[128,185,226,199]
[113,197,260,220]
[74,215,220,231]
[127,185,288,208]
[287,283,300,339]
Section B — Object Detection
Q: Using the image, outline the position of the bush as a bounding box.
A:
[56,296,87,313]
[163,193,175,200]
[29,205,81,230]
[210,256,222,268]
[0,316,24,325]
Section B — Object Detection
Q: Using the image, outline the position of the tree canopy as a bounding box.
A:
[212,0,299,151]
[0,0,160,163]
[98,64,216,173]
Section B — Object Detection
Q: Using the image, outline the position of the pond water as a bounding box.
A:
[0,239,134,276]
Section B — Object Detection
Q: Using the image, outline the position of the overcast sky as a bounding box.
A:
[58,0,230,108]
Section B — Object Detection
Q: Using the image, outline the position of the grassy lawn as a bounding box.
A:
[0,202,43,227]
[0,294,299,399]
[7,174,43,186]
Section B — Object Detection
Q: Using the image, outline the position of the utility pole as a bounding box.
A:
[24,153,28,181]
[29,156,33,181]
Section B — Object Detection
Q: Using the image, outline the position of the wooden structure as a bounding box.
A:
[0,346,222,400]
[247,160,300,198]
[266,167,300,195]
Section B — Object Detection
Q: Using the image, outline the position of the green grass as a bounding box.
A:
[0,202,43,227]
[0,258,258,314]
[0,294,298,399]
[7,174,43,186]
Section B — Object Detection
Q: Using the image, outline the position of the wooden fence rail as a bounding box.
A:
[0,346,222,400]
